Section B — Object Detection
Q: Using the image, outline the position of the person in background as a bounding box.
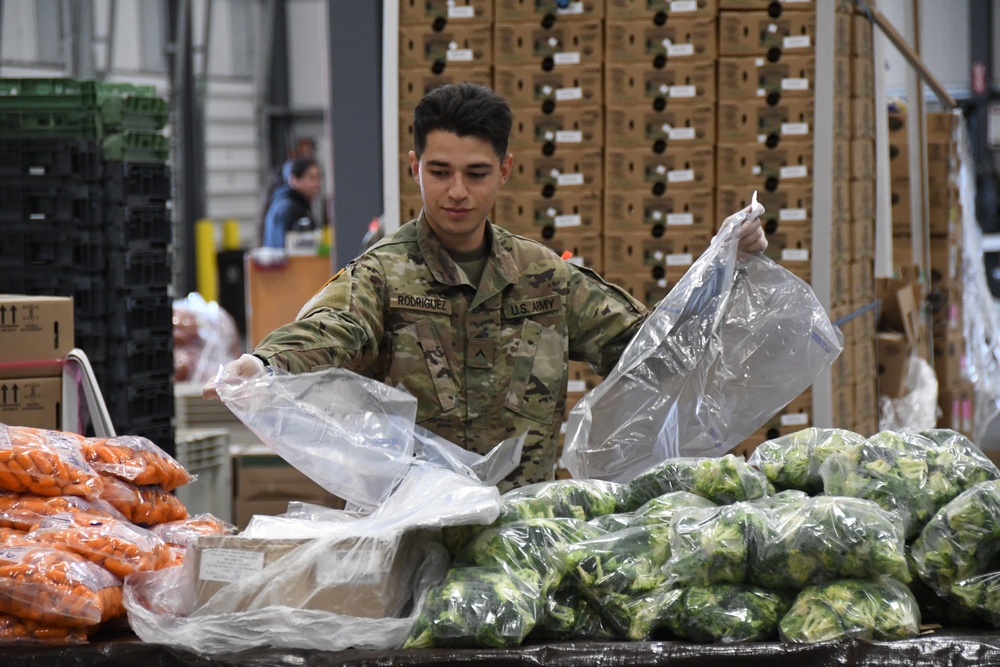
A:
[209,83,766,491]
[261,156,322,249]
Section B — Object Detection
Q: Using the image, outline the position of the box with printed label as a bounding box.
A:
[719,0,816,9]
[831,263,850,307]
[605,146,714,192]
[398,66,493,109]
[603,231,711,273]
[602,273,675,308]
[398,0,492,25]
[494,21,603,67]
[604,189,714,235]
[0,295,74,378]
[930,288,963,341]
[877,332,910,398]
[494,64,603,109]
[0,376,62,430]
[830,140,851,183]
[539,233,603,273]
[506,149,603,194]
[495,189,603,237]
[398,24,492,68]
[930,236,961,290]
[605,61,717,106]
[605,17,718,63]
[717,184,813,231]
[927,112,958,144]
[716,141,813,187]
[495,0,604,22]
[233,450,342,504]
[939,380,975,437]
[605,103,716,149]
[889,187,910,230]
[831,180,850,222]
[833,55,854,99]
[718,11,817,57]
[762,224,811,267]
[508,107,603,151]
[717,98,815,144]
[607,0,717,19]
[856,338,877,382]
[831,219,851,263]
[718,54,816,101]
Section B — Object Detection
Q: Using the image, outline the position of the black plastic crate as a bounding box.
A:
[104,379,174,428]
[0,227,105,272]
[104,202,171,247]
[104,286,172,335]
[74,316,109,363]
[0,272,107,318]
[102,336,173,384]
[103,162,171,201]
[0,138,102,180]
[122,419,175,458]
[0,180,102,226]
[106,244,172,288]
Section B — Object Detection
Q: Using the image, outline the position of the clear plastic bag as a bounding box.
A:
[0,425,102,498]
[624,455,769,511]
[0,492,125,531]
[82,435,192,491]
[747,427,866,494]
[495,479,626,524]
[671,584,793,643]
[151,514,237,549]
[562,198,843,481]
[662,503,764,587]
[173,293,242,385]
[97,476,189,526]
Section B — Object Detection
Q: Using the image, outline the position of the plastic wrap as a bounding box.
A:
[0,493,125,531]
[495,480,626,524]
[627,491,718,526]
[662,503,763,587]
[670,584,793,643]
[81,435,192,491]
[0,425,102,498]
[751,496,909,589]
[562,197,843,481]
[624,455,768,511]
[0,544,123,628]
[0,612,93,645]
[97,476,189,525]
[150,514,237,549]
[172,293,242,385]
[778,577,921,643]
[530,580,618,641]
[0,526,26,544]
[879,355,940,432]
[747,427,866,493]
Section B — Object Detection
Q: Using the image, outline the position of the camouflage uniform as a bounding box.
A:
[253,213,648,490]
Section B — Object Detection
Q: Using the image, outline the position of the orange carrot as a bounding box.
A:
[0,612,93,645]
[0,493,124,532]
[0,425,102,498]
[82,435,192,492]
[96,476,188,526]
[150,513,236,548]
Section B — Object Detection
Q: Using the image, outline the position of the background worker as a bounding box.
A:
[260,156,322,249]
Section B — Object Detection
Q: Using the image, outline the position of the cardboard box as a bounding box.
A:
[605,146,715,192]
[0,376,62,429]
[831,340,856,389]
[540,233,603,272]
[494,21,603,67]
[717,98,815,144]
[603,273,674,308]
[851,178,875,221]
[852,13,873,57]
[605,103,716,149]
[855,377,879,422]
[852,97,875,139]
[605,61,717,106]
[930,238,961,291]
[832,385,855,429]
[852,55,874,99]
[506,148,604,194]
[719,0,816,9]
[398,152,420,197]
[508,107,603,151]
[831,180,850,222]
[604,189,715,235]
[398,0,492,25]
[939,380,975,437]
[717,184,813,231]
[399,194,424,224]
[397,66,493,109]
[494,0,604,22]
[888,138,909,181]
[605,17,718,63]
[929,287,963,340]
[0,295,74,378]
[607,0,718,19]
[716,141,813,187]
[763,224,811,266]
[718,54,816,101]
[831,263,851,308]
[568,359,603,392]
[856,338,877,383]
[493,64,603,109]
[495,189,603,237]
[927,112,958,144]
[851,138,875,181]
[852,218,874,261]
[398,24,492,68]
[933,333,966,391]
[877,332,910,398]
[603,231,711,273]
[233,450,343,506]
[718,11,817,57]
[850,259,874,306]
[831,219,851,264]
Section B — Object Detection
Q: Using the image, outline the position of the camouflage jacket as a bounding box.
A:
[253,213,648,490]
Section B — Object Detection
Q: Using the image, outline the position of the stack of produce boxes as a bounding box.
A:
[0,78,175,454]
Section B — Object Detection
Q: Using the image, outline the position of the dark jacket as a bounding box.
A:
[261,185,314,249]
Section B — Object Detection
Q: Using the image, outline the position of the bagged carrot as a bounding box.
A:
[0,612,93,645]
[0,544,123,628]
[0,527,26,546]
[0,492,125,532]
[0,424,102,498]
[82,435,193,492]
[97,476,188,526]
[151,513,236,549]
[26,513,173,580]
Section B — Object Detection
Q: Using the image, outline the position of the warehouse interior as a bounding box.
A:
[5,0,1000,659]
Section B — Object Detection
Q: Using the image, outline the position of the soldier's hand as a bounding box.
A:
[736,215,767,254]
[202,354,266,401]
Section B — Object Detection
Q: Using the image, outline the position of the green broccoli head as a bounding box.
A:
[678,584,793,643]
[625,455,768,510]
[498,480,627,523]
[665,503,762,587]
[748,428,865,493]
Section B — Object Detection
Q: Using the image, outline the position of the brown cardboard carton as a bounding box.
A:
[832,385,855,429]
[604,189,715,235]
[717,184,813,231]
[605,17,718,63]
[939,380,975,436]
[717,98,815,144]
[605,103,716,149]
[608,0,717,19]
[831,219,852,263]
[539,232,603,273]
[851,219,874,261]
[927,112,957,144]
[876,332,910,398]
[493,64,603,109]
[933,333,966,391]
[398,24,493,68]
[506,148,604,194]
[397,66,492,109]
[233,450,342,504]
[605,61,717,106]
[399,152,420,197]
[494,21,603,67]
[929,236,961,290]
[399,194,424,224]
[604,146,714,192]
[0,295,74,378]
[719,0,816,9]
[852,55,874,99]
[716,141,813,187]
[763,224,811,267]
[718,11,817,57]
[830,340,856,389]
[887,138,909,181]
[855,377,879,422]
[852,13,873,57]
[603,231,711,273]
[495,189,603,237]
[850,259,874,306]
[851,178,875,221]
[852,97,875,139]
[568,359,603,392]
[508,107,603,151]
[604,272,680,307]
[851,139,875,181]
[0,376,62,429]
[718,54,816,101]
[495,0,604,22]
[398,0,492,25]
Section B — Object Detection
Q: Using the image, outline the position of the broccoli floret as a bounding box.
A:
[625,455,768,510]
[748,428,865,493]
[664,503,762,587]
[498,480,627,524]
[677,584,793,643]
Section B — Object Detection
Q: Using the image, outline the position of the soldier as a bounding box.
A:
[205,83,766,491]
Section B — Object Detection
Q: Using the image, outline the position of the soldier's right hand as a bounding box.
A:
[202,353,266,401]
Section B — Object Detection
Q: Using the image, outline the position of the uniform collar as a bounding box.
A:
[416,211,520,289]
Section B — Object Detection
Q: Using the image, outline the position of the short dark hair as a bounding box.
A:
[412,83,512,161]
[289,156,319,179]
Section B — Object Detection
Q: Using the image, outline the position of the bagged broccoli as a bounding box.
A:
[496,479,626,523]
[663,503,765,587]
[748,489,809,512]
[403,565,542,648]
[747,427,865,493]
[618,584,686,640]
[625,455,768,511]
[530,579,619,641]
[912,429,999,507]
[779,577,921,643]
[670,584,794,643]
[752,496,909,589]
[949,573,1000,627]
[629,490,718,525]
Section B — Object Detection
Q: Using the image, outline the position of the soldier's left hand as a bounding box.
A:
[736,215,767,253]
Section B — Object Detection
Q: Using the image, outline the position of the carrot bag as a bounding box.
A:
[82,435,192,492]
[27,513,174,580]
[0,492,125,532]
[0,543,123,628]
[97,475,188,526]
[151,514,236,549]
[0,424,102,498]
[0,611,93,645]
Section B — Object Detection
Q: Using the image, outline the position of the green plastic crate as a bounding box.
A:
[102,131,169,162]
[0,108,102,138]
[0,78,157,109]
[100,95,169,131]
